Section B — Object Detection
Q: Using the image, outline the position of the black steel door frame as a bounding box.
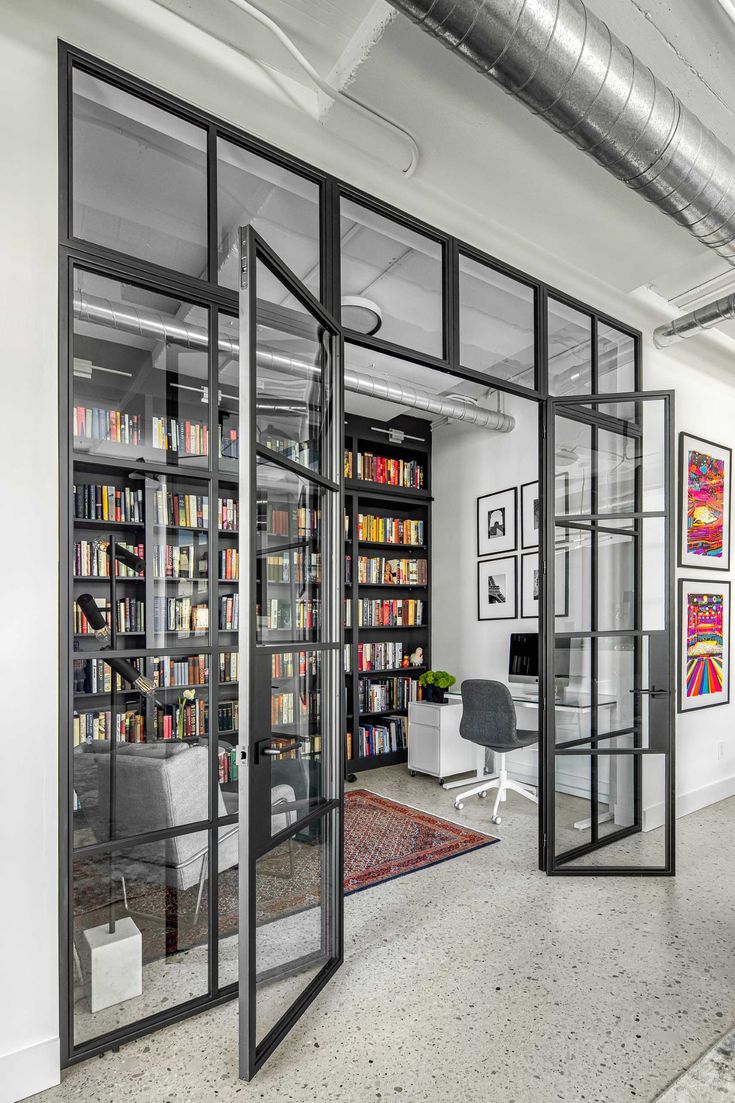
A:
[541,390,676,876]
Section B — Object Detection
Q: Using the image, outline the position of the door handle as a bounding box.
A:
[256,737,301,761]
[629,687,669,699]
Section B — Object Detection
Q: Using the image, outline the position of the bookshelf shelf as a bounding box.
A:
[354,666,426,677]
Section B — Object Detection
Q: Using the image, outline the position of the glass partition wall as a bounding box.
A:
[59,44,650,1067]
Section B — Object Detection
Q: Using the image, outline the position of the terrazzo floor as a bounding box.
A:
[33,767,735,1103]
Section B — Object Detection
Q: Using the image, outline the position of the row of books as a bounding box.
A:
[258,598,321,631]
[262,430,318,469]
[73,658,139,696]
[258,503,319,539]
[357,557,428,585]
[356,642,408,672]
[356,514,425,545]
[220,424,239,461]
[218,701,239,732]
[352,451,425,489]
[219,497,239,532]
[220,548,239,580]
[155,700,209,740]
[220,594,239,632]
[153,490,209,530]
[152,654,208,688]
[74,597,145,635]
[264,551,320,585]
[73,405,143,446]
[272,651,319,679]
[218,746,239,784]
[219,651,239,683]
[74,483,144,524]
[153,543,206,580]
[350,716,407,759]
[151,415,208,457]
[152,597,208,634]
[356,598,425,627]
[73,709,145,746]
[358,676,422,713]
[74,541,144,578]
[271,691,315,726]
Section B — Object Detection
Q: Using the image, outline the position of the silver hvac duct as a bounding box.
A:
[653,292,735,347]
[389,0,735,266]
[73,291,515,432]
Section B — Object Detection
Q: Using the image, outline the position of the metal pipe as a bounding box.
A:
[389,0,735,265]
[73,291,515,431]
[653,291,735,347]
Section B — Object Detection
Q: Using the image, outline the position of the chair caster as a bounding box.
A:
[438,778,445,785]
[492,815,502,825]
[455,802,464,810]
[410,771,417,777]
[478,791,487,799]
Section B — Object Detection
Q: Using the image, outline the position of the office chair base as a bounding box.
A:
[453,754,538,822]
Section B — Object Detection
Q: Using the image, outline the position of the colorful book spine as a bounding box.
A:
[73,483,144,524]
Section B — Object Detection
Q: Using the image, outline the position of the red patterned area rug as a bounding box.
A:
[344,789,499,895]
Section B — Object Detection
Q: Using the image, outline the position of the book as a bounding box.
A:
[357,513,424,545]
[357,557,428,585]
[74,541,144,577]
[354,451,424,489]
[357,598,424,627]
[73,483,143,524]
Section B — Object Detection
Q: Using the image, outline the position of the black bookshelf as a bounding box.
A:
[343,413,432,777]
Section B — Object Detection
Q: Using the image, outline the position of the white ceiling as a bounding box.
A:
[159,0,735,322]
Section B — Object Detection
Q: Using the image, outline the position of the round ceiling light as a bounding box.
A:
[341,296,383,336]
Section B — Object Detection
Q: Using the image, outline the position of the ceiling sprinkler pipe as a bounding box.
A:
[653,291,735,347]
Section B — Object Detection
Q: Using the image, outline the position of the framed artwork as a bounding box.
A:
[520,473,570,550]
[477,487,517,557]
[477,557,517,621]
[520,550,569,618]
[678,433,731,571]
[678,579,730,713]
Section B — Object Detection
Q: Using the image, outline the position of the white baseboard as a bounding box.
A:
[0,1036,60,1103]
[644,773,735,831]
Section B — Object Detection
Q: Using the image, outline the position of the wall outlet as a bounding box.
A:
[717,741,725,761]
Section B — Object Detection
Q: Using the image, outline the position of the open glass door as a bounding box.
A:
[543,391,675,874]
[238,228,344,1077]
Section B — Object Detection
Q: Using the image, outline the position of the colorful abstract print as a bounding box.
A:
[687,449,725,559]
[687,592,724,698]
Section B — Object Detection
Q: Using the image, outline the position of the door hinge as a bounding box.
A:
[239,226,249,291]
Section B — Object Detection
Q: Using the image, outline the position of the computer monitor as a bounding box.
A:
[508,632,570,687]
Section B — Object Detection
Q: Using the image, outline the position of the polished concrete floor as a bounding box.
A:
[36,768,735,1103]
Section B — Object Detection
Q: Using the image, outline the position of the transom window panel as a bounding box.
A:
[340,199,443,357]
[72,71,208,277]
[459,253,536,388]
[547,298,593,396]
[217,138,321,296]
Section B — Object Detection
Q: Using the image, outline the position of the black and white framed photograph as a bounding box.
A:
[521,473,571,549]
[477,556,517,621]
[520,550,569,618]
[477,487,517,557]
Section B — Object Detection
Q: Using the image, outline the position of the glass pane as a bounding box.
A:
[548,299,592,395]
[554,637,592,744]
[218,831,240,988]
[72,70,207,276]
[218,314,240,478]
[458,254,535,388]
[72,832,208,1044]
[256,810,336,1045]
[555,416,592,515]
[598,636,635,735]
[643,517,666,632]
[218,480,240,645]
[556,755,667,868]
[256,457,323,644]
[555,527,591,633]
[597,427,637,514]
[217,138,320,295]
[151,477,210,645]
[73,689,210,847]
[597,530,635,631]
[340,198,443,357]
[256,260,328,475]
[73,269,209,469]
[597,322,635,394]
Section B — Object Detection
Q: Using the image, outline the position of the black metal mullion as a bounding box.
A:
[208,299,219,1000]
[590,421,599,846]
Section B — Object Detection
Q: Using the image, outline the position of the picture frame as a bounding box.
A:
[477,487,517,557]
[678,578,730,713]
[520,473,571,550]
[678,432,732,571]
[477,557,517,621]
[520,549,569,618]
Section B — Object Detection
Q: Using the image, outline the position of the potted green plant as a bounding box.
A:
[418,670,456,704]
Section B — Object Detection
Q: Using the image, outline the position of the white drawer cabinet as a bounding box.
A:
[407,700,477,782]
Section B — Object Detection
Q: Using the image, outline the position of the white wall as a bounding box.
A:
[3,1,735,1099]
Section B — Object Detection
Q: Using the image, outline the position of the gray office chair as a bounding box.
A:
[454,680,538,824]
